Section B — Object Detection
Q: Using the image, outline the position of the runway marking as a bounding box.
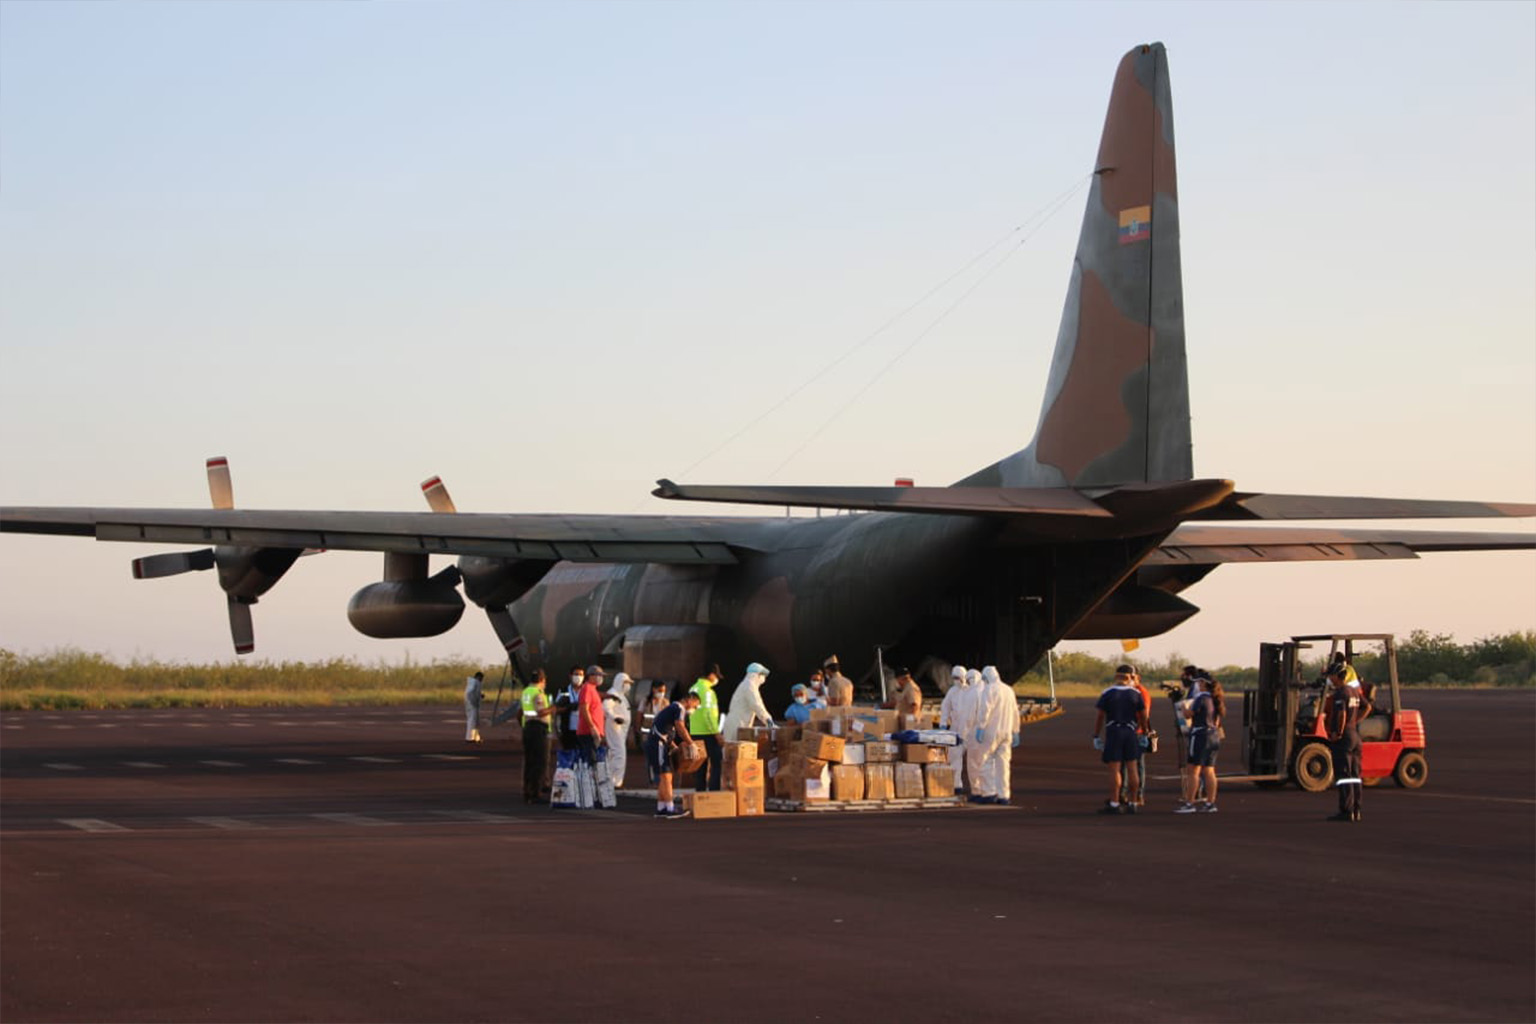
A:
[231,722,255,728]
[95,723,119,729]
[49,725,76,730]
[200,760,245,768]
[275,758,322,766]
[59,818,129,832]
[43,763,85,771]
[3,725,23,730]
[349,756,400,764]
[120,761,167,769]
[434,810,521,824]
[311,812,397,827]
[183,723,209,729]
[188,816,268,830]
[423,753,479,761]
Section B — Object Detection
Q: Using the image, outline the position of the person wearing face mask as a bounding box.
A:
[602,672,634,789]
[688,664,724,791]
[939,665,971,794]
[805,671,828,709]
[554,666,584,753]
[975,665,1021,805]
[721,662,775,738]
[784,683,814,723]
[463,671,485,744]
[961,669,988,800]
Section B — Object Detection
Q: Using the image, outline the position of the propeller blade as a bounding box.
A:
[486,606,526,655]
[207,456,234,509]
[227,597,255,655]
[421,475,457,513]
[132,548,216,579]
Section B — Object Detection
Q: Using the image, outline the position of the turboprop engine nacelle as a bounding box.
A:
[457,555,555,610]
[346,560,465,639]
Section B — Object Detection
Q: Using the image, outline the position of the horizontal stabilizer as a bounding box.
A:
[652,480,1111,517]
[131,548,216,579]
[1152,525,1536,565]
[1200,493,1536,521]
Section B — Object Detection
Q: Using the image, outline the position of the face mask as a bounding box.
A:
[570,675,583,687]
[794,695,807,704]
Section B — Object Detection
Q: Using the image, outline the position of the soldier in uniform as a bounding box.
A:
[1324,663,1365,822]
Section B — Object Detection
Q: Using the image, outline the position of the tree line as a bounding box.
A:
[1017,630,1536,689]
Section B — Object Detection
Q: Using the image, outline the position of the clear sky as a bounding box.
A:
[2,0,1532,671]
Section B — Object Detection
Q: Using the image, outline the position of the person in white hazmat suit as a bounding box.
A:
[602,673,633,789]
[961,668,989,800]
[973,666,1022,804]
[464,671,484,743]
[939,665,973,794]
[720,662,775,739]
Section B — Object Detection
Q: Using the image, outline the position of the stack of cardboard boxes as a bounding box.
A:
[760,707,957,806]
[682,739,768,820]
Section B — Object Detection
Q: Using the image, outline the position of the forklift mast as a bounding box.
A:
[1244,642,1303,776]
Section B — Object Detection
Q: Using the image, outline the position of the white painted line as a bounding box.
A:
[230,722,255,728]
[188,816,268,830]
[43,763,85,771]
[275,758,322,766]
[434,810,520,824]
[348,756,400,764]
[274,721,300,726]
[59,818,129,832]
[423,754,477,762]
[311,812,397,827]
[49,725,76,730]
[182,723,209,729]
[200,760,245,768]
[120,761,167,769]
[95,723,119,729]
[3,725,23,731]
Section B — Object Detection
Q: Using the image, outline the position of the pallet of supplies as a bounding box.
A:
[864,763,896,801]
[894,763,925,800]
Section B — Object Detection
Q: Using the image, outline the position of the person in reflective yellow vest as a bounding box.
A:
[519,669,553,803]
[688,664,723,791]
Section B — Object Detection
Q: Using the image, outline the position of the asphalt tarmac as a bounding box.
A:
[2,690,1532,1023]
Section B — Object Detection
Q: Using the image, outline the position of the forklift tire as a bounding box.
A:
[1362,775,1383,788]
[1293,742,1335,792]
[1393,751,1429,789]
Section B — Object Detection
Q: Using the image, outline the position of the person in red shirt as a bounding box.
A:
[576,663,608,767]
[1120,669,1154,808]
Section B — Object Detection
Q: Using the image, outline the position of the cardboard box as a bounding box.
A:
[900,712,939,732]
[831,764,865,801]
[724,758,764,791]
[724,740,759,763]
[781,753,828,778]
[924,763,956,797]
[845,709,899,739]
[686,791,738,819]
[803,768,830,802]
[841,743,866,766]
[894,763,925,800]
[775,727,801,754]
[864,763,896,801]
[674,741,707,775]
[863,741,899,763]
[774,765,830,802]
[902,744,948,764]
[799,732,846,763]
[736,783,766,817]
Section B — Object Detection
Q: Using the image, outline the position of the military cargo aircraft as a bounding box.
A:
[3,43,1531,704]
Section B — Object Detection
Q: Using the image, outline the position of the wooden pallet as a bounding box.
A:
[766,795,962,813]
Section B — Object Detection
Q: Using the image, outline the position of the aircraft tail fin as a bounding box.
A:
[961,42,1190,490]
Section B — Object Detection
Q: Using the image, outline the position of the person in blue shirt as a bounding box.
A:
[784,683,813,723]
[646,691,701,818]
[1091,665,1149,815]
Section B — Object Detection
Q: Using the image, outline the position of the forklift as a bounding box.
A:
[1240,633,1428,791]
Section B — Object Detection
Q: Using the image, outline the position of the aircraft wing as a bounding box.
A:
[0,507,753,564]
[1149,524,1536,565]
[1191,493,1536,520]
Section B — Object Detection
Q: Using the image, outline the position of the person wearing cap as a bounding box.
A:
[784,683,814,723]
[1176,674,1222,813]
[890,667,924,729]
[823,656,854,707]
[647,690,701,818]
[688,664,724,791]
[519,668,554,802]
[576,663,607,769]
[602,672,634,789]
[1119,668,1154,808]
[1092,665,1149,814]
[463,670,485,743]
[721,662,775,738]
[1323,661,1365,822]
